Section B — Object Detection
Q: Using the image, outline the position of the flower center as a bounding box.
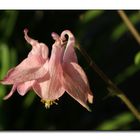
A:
[41,99,58,109]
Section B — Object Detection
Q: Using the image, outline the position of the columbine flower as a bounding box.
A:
[1,29,93,111]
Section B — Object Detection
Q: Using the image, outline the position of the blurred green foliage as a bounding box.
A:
[0,10,140,130]
[79,10,104,24]
[0,43,9,103]
[111,12,140,41]
[0,11,18,40]
[96,112,135,130]
[134,51,140,65]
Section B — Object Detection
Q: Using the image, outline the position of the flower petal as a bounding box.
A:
[62,62,93,110]
[33,72,64,100]
[33,40,65,100]
[17,81,35,96]
[24,29,49,60]
[1,55,49,84]
[1,29,49,85]
[3,84,17,100]
[61,30,78,63]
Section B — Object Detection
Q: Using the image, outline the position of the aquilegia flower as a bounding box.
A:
[0,29,93,111]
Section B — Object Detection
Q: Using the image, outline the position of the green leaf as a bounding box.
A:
[3,11,18,40]
[111,12,140,41]
[114,64,140,84]
[0,42,10,79]
[134,51,140,65]
[0,42,10,104]
[96,112,135,130]
[114,51,140,85]
[0,85,6,105]
[80,10,104,24]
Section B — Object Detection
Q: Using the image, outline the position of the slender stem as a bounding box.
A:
[76,45,140,121]
[118,10,140,45]
[117,94,140,120]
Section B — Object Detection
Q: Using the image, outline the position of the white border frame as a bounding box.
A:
[0,0,140,9]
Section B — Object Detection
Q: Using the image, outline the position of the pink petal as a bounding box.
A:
[33,71,64,100]
[1,29,49,85]
[61,30,78,63]
[3,84,17,100]
[33,40,65,100]
[62,62,93,110]
[17,81,35,96]
[24,29,49,60]
[51,32,60,40]
[1,55,48,84]
[3,81,35,99]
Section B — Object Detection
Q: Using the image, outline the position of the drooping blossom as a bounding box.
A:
[0,29,93,111]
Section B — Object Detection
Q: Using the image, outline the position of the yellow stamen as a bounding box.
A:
[41,99,58,109]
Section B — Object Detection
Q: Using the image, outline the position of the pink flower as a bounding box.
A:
[1,29,93,111]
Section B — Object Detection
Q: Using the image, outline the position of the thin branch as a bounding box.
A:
[118,10,140,45]
[76,44,140,121]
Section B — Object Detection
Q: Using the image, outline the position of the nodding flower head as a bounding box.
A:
[0,29,93,111]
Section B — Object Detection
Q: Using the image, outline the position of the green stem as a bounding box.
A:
[76,45,140,121]
[118,94,140,121]
[118,10,140,45]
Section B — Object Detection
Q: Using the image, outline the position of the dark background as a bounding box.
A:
[0,10,140,130]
